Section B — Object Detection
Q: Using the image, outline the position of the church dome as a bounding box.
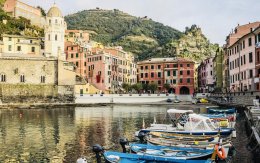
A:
[47,4,62,17]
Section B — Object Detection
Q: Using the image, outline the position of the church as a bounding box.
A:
[0,4,76,104]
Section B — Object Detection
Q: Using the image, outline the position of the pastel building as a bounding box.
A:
[137,58,195,95]
[198,57,215,93]
[226,23,260,92]
[0,34,42,56]
[3,0,45,27]
[86,47,137,93]
[254,27,260,90]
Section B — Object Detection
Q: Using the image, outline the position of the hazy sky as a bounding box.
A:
[23,0,259,45]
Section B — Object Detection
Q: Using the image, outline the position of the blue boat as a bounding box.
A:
[130,143,213,160]
[104,151,213,163]
[208,108,236,114]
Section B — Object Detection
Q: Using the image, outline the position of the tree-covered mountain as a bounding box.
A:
[65,9,219,62]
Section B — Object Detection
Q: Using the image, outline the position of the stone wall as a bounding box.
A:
[0,84,74,103]
[210,91,260,106]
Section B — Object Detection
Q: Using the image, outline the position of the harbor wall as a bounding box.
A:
[0,84,74,103]
[210,91,260,106]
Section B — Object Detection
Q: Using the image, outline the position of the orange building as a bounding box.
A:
[137,58,195,95]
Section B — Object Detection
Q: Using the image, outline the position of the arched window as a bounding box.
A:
[20,75,25,83]
[41,76,45,83]
[0,73,6,82]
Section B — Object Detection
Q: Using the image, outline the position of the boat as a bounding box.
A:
[130,143,214,160]
[137,113,234,137]
[103,151,213,163]
[149,131,218,141]
[208,108,236,114]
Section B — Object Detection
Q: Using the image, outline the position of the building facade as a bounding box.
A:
[254,27,260,91]
[137,58,195,95]
[198,57,215,93]
[224,22,260,92]
[0,34,42,56]
[3,0,45,27]
[44,4,67,60]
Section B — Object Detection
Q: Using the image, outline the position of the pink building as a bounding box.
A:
[198,57,215,92]
[226,23,260,92]
[86,47,137,93]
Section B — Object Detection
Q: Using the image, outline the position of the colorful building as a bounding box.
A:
[224,22,260,92]
[0,34,42,56]
[213,49,224,91]
[86,47,137,93]
[65,30,90,44]
[198,57,215,93]
[137,57,195,95]
[3,0,45,27]
[254,27,260,91]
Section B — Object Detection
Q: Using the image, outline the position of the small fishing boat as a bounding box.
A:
[130,143,213,160]
[137,113,234,137]
[149,131,218,141]
[208,108,236,114]
[103,151,213,163]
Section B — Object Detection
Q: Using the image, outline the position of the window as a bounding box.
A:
[145,73,148,78]
[180,71,183,75]
[31,47,35,52]
[151,72,154,78]
[55,19,58,24]
[49,19,51,25]
[180,64,183,67]
[17,46,21,51]
[151,65,154,69]
[173,79,176,84]
[187,64,190,67]
[158,72,161,78]
[187,78,190,83]
[249,69,253,78]
[55,34,58,41]
[244,55,246,64]
[20,75,25,83]
[187,70,190,75]
[248,37,252,46]
[167,71,171,76]
[141,73,143,78]
[140,66,143,70]
[8,45,11,51]
[173,64,177,68]
[71,54,73,58]
[76,53,79,58]
[180,79,183,83]
[76,62,78,67]
[40,76,45,83]
[243,40,245,49]
[241,56,243,65]
[48,34,50,41]
[158,80,161,85]
[145,66,148,69]
[210,71,212,76]
[157,65,161,69]
[84,62,86,66]
[173,70,176,76]
[0,74,6,82]
[8,37,11,41]
[249,52,253,63]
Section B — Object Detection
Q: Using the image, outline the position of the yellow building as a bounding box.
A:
[0,40,3,53]
[1,34,42,56]
[194,62,200,92]
[75,83,101,94]
[65,30,90,43]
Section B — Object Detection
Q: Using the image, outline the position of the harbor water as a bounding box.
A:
[0,105,251,162]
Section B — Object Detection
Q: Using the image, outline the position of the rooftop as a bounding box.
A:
[137,57,194,64]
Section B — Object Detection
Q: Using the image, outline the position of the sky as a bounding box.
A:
[23,0,259,45]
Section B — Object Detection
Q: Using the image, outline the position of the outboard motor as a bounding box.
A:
[137,131,146,143]
[76,157,87,163]
[119,138,128,153]
[92,144,104,163]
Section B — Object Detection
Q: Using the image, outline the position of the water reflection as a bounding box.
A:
[0,105,207,162]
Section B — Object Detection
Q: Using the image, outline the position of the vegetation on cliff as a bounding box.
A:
[65,9,219,62]
[0,1,43,37]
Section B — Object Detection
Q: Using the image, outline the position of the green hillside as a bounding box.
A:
[66,9,219,62]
